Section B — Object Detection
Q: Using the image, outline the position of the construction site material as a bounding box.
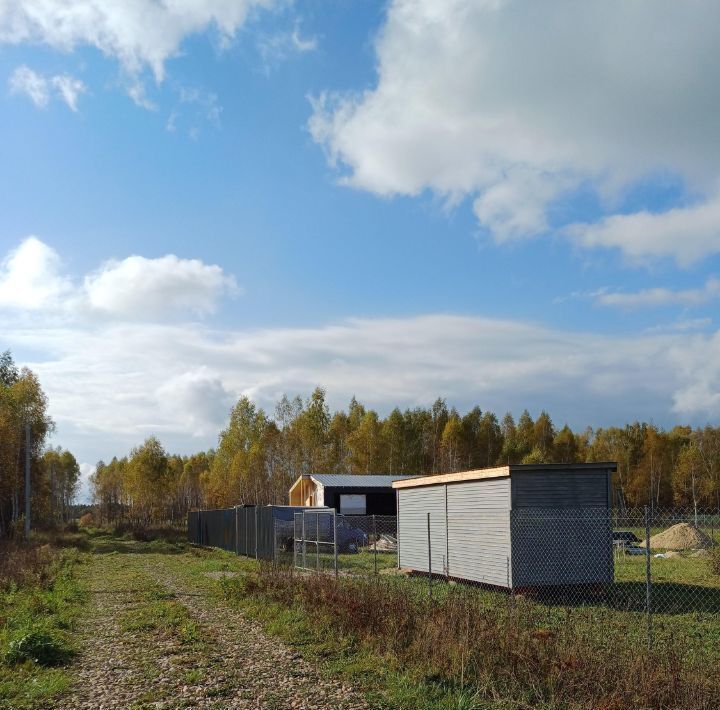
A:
[374,534,397,552]
[640,523,712,551]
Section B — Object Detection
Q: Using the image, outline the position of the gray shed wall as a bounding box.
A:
[511,469,611,508]
[397,486,447,574]
[446,478,512,586]
[510,467,613,587]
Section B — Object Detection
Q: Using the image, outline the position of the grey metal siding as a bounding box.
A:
[446,478,512,587]
[511,469,611,508]
[397,486,447,574]
[510,508,614,586]
[510,467,613,586]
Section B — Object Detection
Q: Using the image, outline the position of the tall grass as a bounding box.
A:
[226,565,720,709]
[0,540,58,591]
[0,532,86,706]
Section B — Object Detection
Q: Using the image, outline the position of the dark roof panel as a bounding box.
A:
[311,474,418,488]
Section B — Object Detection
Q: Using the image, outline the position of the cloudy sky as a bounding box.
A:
[1,0,719,496]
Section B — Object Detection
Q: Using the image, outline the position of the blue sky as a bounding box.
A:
[1,0,719,488]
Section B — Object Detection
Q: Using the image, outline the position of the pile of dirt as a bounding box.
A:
[379,567,412,576]
[374,534,398,552]
[640,523,712,551]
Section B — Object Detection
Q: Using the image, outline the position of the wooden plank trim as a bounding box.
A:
[392,467,510,489]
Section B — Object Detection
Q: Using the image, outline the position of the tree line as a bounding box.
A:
[91,387,720,523]
[0,351,80,537]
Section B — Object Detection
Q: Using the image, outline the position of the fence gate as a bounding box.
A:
[293,509,338,575]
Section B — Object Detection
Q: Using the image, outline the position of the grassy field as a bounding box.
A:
[2,527,720,708]
[0,534,88,709]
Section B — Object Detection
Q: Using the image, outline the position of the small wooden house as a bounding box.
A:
[289,474,417,515]
[392,463,616,589]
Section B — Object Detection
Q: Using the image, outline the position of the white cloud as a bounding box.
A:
[8,65,86,110]
[50,74,86,111]
[126,81,156,111]
[167,85,222,134]
[0,1,275,82]
[566,193,720,266]
[257,24,317,72]
[8,65,49,107]
[645,318,712,334]
[4,238,719,469]
[0,237,240,320]
[9,312,720,472]
[156,367,235,436]
[77,462,95,503]
[0,236,73,309]
[309,0,720,262]
[291,28,317,53]
[597,278,720,309]
[84,254,239,319]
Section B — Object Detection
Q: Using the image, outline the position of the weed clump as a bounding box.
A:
[709,547,720,576]
[0,541,57,591]
[5,630,71,666]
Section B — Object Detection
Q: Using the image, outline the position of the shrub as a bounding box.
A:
[5,630,70,666]
[78,513,94,528]
[0,541,56,591]
[709,547,720,576]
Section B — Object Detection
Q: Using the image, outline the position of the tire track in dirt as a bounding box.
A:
[60,550,368,709]
[138,555,369,709]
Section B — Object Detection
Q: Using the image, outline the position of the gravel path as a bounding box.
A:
[60,551,368,709]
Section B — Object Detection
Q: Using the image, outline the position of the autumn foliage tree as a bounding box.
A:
[0,351,78,536]
[91,385,720,522]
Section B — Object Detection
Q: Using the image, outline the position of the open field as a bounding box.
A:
[2,528,720,708]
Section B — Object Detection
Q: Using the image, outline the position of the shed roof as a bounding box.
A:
[391,462,617,489]
[309,474,418,488]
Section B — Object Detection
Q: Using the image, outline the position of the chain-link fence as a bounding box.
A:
[387,507,720,611]
[190,505,720,651]
[290,512,398,575]
[286,507,720,652]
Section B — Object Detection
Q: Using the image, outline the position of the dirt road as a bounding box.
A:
[58,544,368,709]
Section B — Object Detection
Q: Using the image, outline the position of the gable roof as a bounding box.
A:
[310,474,418,488]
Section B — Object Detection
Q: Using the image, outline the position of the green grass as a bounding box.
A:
[338,549,398,574]
[6,526,719,708]
[153,549,489,709]
[0,544,88,709]
[157,529,720,705]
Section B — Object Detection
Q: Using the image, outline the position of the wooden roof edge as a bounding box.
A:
[288,474,315,494]
[392,467,510,489]
[509,462,618,472]
[392,462,618,489]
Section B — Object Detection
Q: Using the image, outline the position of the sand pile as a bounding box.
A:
[375,535,398,552]
[640,523,712,551]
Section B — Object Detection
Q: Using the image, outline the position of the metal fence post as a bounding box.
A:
[255,506,259,560]
[333,509,338,578]
[293,514,297,570]
[272,518,276,567]
[302,511,307,571]
[373,514,378,575]
[644,505,653,652]
[316,512,320,571]
[427,512,432,600]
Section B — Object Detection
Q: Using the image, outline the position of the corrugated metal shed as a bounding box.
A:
[394,463,616,590]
